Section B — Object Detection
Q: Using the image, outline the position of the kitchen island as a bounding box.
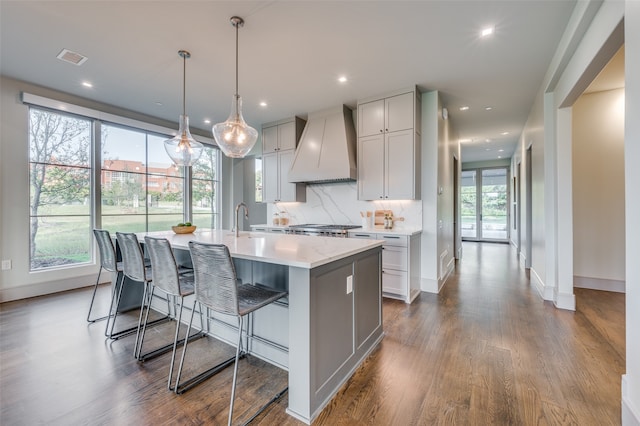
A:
[140,229,384,424]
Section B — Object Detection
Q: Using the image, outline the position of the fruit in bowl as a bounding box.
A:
[172,222,196,234]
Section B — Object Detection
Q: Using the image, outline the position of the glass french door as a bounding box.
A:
[461,167,509,241]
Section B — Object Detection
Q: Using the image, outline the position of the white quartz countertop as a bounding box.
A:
[138,229,383,269]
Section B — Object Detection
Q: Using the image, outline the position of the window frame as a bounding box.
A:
[23,93,221,272]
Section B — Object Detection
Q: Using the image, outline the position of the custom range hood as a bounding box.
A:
[288,105,357,183]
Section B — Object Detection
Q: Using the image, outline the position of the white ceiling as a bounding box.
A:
[0,1,578,163]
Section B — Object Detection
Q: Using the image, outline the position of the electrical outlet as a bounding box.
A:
[1,260,11,270]
[346,275,353,294]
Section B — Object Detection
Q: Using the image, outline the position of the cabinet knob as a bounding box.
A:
[379,129,383,133]
[385,128,388,132]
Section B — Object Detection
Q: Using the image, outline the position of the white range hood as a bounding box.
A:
[288,105,357,183]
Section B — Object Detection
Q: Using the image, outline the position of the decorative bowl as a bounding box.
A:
[172,225,196,234]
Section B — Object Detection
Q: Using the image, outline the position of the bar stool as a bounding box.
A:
[176,241,288,426]
[108,232,168,342]
[137,236,205,389]
[87,229,123,323]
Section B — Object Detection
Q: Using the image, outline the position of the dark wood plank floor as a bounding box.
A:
[0,242,624,425]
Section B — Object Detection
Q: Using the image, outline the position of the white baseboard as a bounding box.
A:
[622,375,640,426]
[554,289,576,311]
[0,274,97,302]
[574,275,625,293]
[421,277,443,294]
[530,267,554,301]
[519,251,527,269]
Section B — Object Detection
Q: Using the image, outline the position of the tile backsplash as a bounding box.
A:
[266,182,422,229]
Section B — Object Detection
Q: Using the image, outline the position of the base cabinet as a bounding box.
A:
[350,231,421,303]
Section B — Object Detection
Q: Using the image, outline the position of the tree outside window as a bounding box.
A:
[29,108,92,270]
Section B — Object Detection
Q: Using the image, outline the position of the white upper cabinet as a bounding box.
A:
[358,92,414,137]
[357,134,385,201]
[385,92,414,133]
[263,120,297,154]
[357,87,421,200]
[358,99,385,137]
[261,117,306,203]
[262,125,279,153]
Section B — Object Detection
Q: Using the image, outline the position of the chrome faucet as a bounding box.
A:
[234,202,249,237]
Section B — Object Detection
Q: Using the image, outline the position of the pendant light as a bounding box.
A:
[164,50,203,167]
[212,16,258,158]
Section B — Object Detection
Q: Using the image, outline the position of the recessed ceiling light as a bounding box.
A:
[459,106,469,111]
[481,26,494,37]
[155,102,163,107]
[81,81,93,88]
[499,149,504,152]
[501,131,509,135]
[485,148,491,151]
[484,106,492,111]
[259,101,268,107]
[485,138,491,142]
[204,119,211,124]
[498,156,503,159]
[459,138,472,143]
[338,76,348,83]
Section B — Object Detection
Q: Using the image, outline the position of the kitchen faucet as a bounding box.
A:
[234,202,249,237]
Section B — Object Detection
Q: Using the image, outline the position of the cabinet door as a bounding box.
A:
[382,269,407,296]
[358,134,385,200]
[385,129,414,199]
[385,92,414,133]
[278,150,296,202]
[278,121,297,151]
[382,245,408,271]
[262,125,278,153]
[358,99,384,137]
[262,152,279,202]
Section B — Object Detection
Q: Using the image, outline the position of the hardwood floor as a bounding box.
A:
[0,242,624,425]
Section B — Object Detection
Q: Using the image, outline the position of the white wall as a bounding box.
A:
[518,84,547,297]
[420,91,439,292]
[572,88,625,292]
[623,1,640,423]
[419,90,457,293]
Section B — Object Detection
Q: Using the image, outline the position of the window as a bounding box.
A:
[101,126,184,233]
[192,146,220,228]
[26,97,221,271]
[29,108,92,270]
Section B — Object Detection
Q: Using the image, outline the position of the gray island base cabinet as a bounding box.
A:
[137,230,383,425]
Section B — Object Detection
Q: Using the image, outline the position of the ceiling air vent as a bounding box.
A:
[56,48,88,66]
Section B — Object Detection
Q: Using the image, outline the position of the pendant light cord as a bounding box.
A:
[182,52,187,116]
[235,20,239,97]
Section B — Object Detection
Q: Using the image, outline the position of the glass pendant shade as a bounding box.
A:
[164,115,204,167]
[212,94,258,158]
[164,49,203,167]
[212,16,257,158]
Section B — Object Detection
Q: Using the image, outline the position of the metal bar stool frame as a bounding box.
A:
[176,241,288,426]
[88,229,123,323]
[136,237,205,389]
[107,232,169,341]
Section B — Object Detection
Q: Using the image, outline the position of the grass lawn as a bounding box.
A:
[31,203,215,269]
